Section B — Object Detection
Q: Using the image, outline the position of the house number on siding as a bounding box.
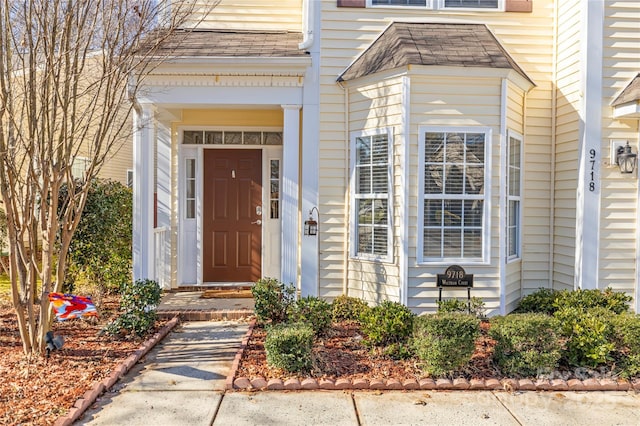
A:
[588,149,597,192]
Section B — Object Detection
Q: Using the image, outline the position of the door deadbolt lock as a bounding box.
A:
[256,206,262,216]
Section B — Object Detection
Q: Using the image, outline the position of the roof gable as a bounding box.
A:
[338,22,532,84]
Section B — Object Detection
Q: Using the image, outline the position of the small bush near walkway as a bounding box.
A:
[264,322,314,373]
[489,314,563,377]
[412,313,480,376]
[289,296,332,335]
[104,279,161,337]
[251,278,296,325]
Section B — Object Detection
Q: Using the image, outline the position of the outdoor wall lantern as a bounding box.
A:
[616,141,637,174]
[304,207,319,236]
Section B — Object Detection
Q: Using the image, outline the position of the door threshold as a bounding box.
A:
[176,282,254,292]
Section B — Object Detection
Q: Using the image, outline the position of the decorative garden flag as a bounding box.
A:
[48,293,98,321]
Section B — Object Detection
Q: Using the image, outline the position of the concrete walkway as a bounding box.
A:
[75,320,640,426]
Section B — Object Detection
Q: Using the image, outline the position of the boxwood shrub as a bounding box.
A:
[611,313,640,378]
[289,296,332,335]
[554,288,631,315]
[489,313,563,377]
[411,313,480,376]
[264,322,314,373]
[251,278,295,325]
[359,300,415,347]
[515,288,559,315]
[332,295,370,323]
[555,306,616,367]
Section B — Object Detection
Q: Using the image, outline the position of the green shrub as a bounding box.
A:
[62,179,132,294]
[611,313,640,378]
[251,278,295,324]
[554,288,631,315]
[411,313,480,376]
[264,322,314,373]
[289,296,332,335]
[516,288,559,314]
[104,279,161,337]
[359,300,415,347]
[489,314,563,377]
[332,295,370,323]
[555,306,616,367]
[437,297,486,318]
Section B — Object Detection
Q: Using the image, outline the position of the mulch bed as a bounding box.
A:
[236,321,499,383]
[235,321,640,390]
[0,296,167,426]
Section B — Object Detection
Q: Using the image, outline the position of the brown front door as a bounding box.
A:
[203,149,262,282]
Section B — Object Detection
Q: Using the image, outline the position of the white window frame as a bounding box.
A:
[506,130,523,262]
[366,0,504,11]
[350,128,393,262]
[368,0,432,8]
[417,126,491,265]
[439,0,503,11]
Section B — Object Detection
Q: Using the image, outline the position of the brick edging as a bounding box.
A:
[53,316,181,426]
[226,319,256,390]
[228,324,640,392]
[231,375,640,392]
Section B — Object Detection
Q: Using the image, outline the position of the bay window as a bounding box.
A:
[351,131,392,259]
[419,129,489,263]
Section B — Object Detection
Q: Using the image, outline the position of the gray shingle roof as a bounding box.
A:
[150,29,307,58]
[338,22,532,84]
[613,73,640,106]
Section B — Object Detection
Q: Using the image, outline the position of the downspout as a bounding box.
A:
[338,79,350,296]
[298,0,314,50]
[548,0,559,290]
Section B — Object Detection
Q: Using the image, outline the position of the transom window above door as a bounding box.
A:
[182,130,283,145]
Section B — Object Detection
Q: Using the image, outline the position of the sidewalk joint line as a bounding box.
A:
[210,390,226,426]
[491,391,523,426]
[351,392,362,426]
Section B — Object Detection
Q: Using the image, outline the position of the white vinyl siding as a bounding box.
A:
[507,132,523,261]
[419,129,489,263]
[598,0,640,303]
[351,131,392,260]
[553,0,582,290]
[188,0,303,31]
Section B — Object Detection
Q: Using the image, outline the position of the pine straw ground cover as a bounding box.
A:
[0,295,166,425]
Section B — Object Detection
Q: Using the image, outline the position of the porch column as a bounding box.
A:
[281,105,301,287]
[574,0,604,290]
[133,104,156,282]
[156,119,171,289]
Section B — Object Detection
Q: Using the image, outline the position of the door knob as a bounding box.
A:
[251,220,262,225]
